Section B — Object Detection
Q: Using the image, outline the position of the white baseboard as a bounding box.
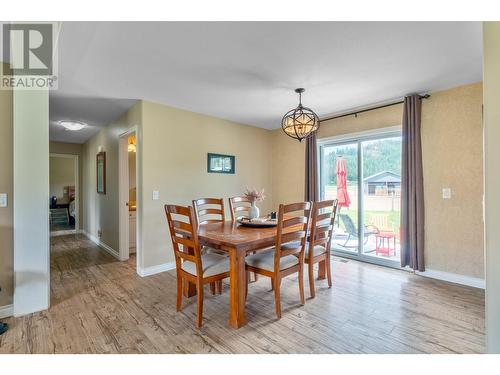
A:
[137,262,175,277]
[416,269,485,289]
[0,304,13,319]
[50,229,78,237]
[82,230,120,260]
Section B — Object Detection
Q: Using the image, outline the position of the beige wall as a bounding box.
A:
[82,102,142,251]
[50,142,84,227]
[272,82,484,279]
[483,21,500,353]
[141,100,273,268]
[421,83,484,278]
[0,76,13,308]
[49,156,75,203]
[271,130,305,207]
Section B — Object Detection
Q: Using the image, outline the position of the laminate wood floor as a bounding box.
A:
[0,234,485,354]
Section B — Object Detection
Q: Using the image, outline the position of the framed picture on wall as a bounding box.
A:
[97,151,106,194]
[207,153,235,174]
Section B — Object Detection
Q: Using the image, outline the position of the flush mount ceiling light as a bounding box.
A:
[59,120,87,131]
[281,88,320,142]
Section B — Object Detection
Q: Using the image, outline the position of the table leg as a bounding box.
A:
[318,259,326,280]
[229,248,247,329]
[183,280,197,298]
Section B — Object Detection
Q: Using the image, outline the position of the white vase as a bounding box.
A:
[248,201,260,220]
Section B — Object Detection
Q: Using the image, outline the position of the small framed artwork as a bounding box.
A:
[207,153,235,174]
[96,151,106,194]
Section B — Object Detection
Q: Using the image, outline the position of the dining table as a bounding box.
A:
[185,220,327,329]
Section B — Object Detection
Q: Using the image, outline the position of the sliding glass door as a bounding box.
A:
[319,131,402,268]
[320,141,358,254]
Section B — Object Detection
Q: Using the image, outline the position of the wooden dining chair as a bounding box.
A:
[245,201,312,318]
[228,196,252,221]
[305,199,338,298]
[192,197,227,293]
[164,204,230,328]
[192,197,225,225]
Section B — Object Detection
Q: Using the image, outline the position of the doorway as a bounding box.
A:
[318,129,402,268]
[49,153,79,236]
[118,128,140,270]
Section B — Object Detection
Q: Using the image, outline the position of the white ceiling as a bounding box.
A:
[50,21,483,143]
[49,95,137,143]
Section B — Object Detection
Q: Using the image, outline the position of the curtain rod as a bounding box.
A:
[319,94,431,122]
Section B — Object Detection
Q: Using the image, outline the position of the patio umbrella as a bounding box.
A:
[336,156,351,208]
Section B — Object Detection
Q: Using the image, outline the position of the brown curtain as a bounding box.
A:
[400,95,425,271]
[305,132,318,202]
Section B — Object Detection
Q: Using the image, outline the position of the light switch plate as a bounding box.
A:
[152,190,160,200]
[442,188,451,199]
[0,193,7,207]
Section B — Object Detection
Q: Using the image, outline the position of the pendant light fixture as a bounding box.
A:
[281,88,320,142]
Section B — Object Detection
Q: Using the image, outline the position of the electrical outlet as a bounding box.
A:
[0,193,7,207]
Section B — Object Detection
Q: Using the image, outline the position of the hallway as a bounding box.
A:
[0,234,486,354]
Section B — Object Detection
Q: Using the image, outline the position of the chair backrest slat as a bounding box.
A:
[316,212,332,222]
[307,200,338,261]
[197,208,224,216]
[274,201,312,271]
[282,215,308,228]
[280,230,307,245]
[172,220,194,233]
[164,204,203,276]
[177,252,197,263]
[174,235,196,249]
[229,196,252,221]
[192,198,225,225]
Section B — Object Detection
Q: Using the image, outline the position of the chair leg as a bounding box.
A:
[176,274,183,311]
[196,281,204,328]
[298,265,305,305]
[270,279,274,291]
[326,254,332,288]
[217,280,223,294]
[273,277,282,319]
[210,282,216,295]
[308,262,315,299]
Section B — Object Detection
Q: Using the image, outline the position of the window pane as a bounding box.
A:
[361,136,402,263]
[321,142,358,254]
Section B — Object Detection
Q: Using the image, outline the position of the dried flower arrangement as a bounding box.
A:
[243,188,266,203]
